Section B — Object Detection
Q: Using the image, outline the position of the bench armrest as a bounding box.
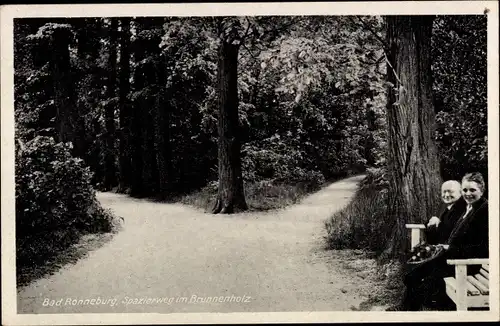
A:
[405,224,426,249]
[405,224,426,229]
[447,258,489,266]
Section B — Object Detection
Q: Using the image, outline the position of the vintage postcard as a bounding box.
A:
[1,1,499,325]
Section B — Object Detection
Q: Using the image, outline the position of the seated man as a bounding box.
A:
[425,180,467,244]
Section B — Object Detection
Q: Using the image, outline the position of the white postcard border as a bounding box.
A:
[2,1,499,324]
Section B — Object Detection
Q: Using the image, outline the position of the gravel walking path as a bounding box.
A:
[17,175,384,314]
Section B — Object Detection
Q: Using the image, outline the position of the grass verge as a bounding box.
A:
[324,183,392,255]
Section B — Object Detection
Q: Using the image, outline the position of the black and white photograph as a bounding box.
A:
[1,1,499,324]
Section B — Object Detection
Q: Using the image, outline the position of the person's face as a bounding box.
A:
[461,180,484,205]
[441,183,461,205]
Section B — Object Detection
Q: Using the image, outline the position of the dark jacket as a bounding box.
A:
[425,197,467,245]
[446,196,489,260]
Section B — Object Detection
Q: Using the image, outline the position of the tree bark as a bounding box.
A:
[142,101,157,195]
[385,16,442,258]
[129,18,167,197]
[51,21,86,160]
[118,17,132,193]
[50,27,75,146]
[103,18,118,190]
[130,97,144,197]
[154,56,172,197]
[73,18,103,182]
[212,40,248,214]
[130,97,144,195]
[90,116,103,185]
[129,19,147,197]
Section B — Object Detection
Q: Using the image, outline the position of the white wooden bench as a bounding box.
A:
[405,224,490,311]
[444,259,489,311]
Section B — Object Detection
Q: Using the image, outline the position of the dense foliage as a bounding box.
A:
[432,16,488,181]
[15,136,114,268]
[14,15,487,263]
[15,16,387,198]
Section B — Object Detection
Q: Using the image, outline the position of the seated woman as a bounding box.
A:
[443,172,489,264]
[401,172,489,311]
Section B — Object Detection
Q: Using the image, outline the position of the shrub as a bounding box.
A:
[16,136,115,267]
[242,139,326,191]
[325,171,392,254]
[358,167,389,190]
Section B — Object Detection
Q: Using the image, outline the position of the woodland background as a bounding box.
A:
[14,15,487,282]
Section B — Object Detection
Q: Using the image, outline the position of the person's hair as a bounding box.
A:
[462,172,486,192]
[442,180,461,190]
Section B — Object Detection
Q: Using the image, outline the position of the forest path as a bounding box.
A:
[17,174,385,314]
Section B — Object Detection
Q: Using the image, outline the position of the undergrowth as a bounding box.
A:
[180,180,323,212]
[324,181,392,254]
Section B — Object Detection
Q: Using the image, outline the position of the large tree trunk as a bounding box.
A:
[129,18,166,197]
[130,64,145,196]
[212,40,248,214]
[74,18,103,182]
[385,16,442,258]
[90,117,103,185]
[130,99,144,197]
[103,18,118,190]
[129,19,150,197]
[118,17,132,193]
[50,24,85,159]
[142,102,158,195]
[153,57,172,197]
[50,27,75,146]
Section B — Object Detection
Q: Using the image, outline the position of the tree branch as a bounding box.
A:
[242,17,252,40]
[242,43,259,60]
[261,18,297,43]
[384,52,403,86]
[359,53,385,66]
